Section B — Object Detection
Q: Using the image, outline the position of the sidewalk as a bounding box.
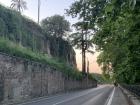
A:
[111,87,129,105]
[120,86,140,105]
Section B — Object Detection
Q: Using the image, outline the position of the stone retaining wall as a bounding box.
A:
[0,53,97,105]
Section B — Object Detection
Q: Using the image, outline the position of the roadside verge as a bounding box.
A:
[120,86,140,105]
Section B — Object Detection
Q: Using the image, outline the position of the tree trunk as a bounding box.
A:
[82,30,86,74]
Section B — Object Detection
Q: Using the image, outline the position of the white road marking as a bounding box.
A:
[18,85,107,105]
[106,87,115,105]
[53,86,106,105]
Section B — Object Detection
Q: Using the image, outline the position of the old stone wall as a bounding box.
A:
[44,37,77,67]
[0,53,97,105]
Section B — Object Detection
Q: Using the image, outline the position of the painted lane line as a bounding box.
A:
[53,86,107,105]
[106,87,115,105]
[18,85,107,105]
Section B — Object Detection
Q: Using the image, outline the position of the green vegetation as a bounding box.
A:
[0,37,95,80]
[92,73,112,84]
[0,4,76,66]
[10,0,27,13]
[41,15,70,38]
[0,4,96,81]
[68,22,94,73]
[0,4,43,51]
[67,0,140,84]
[95,0,140,84]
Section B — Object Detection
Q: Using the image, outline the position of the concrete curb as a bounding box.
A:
[120,86,140,105]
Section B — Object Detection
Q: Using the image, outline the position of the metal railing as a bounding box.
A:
[122,84,140,97]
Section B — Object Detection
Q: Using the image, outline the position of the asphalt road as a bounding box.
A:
[18,85,114,105]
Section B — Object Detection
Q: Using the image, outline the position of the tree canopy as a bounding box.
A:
[41,15,71,38]
[10,0,27,13]
[67,0,140,84]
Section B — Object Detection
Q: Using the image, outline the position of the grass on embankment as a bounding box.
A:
[0,37,95,80]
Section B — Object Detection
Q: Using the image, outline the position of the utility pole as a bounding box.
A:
[19,0,21,13]
[38,0,40,24]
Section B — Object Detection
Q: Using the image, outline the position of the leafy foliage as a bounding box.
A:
[0,4,43,50]
[67,0,140,84]
[93,73,112,84]
[67,1,96,73]
[10,0,27,13]
[94,0,140,84]
[68,23,94,73]
[41,15,71,38]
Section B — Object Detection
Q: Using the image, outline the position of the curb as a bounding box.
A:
[120,86,140,105]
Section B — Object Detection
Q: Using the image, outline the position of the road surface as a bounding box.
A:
[18,85,129,105]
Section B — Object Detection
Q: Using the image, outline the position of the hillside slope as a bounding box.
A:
[0,4,76,67]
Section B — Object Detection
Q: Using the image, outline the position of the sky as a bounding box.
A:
[0,0,102,74]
